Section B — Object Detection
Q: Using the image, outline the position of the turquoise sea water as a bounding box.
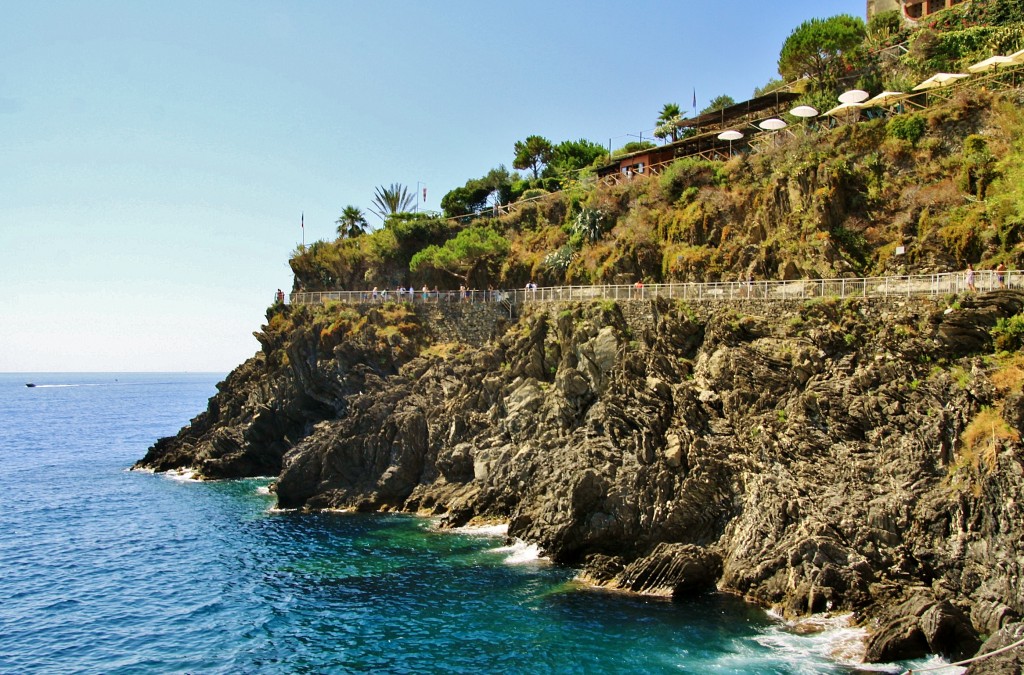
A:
[1,372,945,674]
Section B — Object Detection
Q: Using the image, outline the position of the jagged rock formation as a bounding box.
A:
[137,291,1024,665]
[965,622,1024,673]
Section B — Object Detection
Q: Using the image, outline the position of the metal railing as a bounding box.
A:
[289,288,508,306]
[289,270,1017,307]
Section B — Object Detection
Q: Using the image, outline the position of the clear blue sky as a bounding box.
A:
[1,0,863,372]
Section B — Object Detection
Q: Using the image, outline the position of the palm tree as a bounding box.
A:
[369,183,416,221]
[654,103,682,143]
[336,205,368,238]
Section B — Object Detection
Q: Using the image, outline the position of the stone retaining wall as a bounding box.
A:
[408,296,950,347]
[413,302,513,347]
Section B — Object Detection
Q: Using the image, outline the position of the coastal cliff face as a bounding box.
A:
[138,292,1024,664]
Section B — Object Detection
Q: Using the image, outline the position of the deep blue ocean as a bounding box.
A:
[0,372,953,674]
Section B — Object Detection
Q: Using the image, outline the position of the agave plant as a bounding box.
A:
[369,183,416,220]
[543,244,577,273]
[571,207,609,244]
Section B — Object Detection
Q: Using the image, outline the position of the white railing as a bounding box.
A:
[288,270,1018,307]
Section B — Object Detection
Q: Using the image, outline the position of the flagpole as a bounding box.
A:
[416,181,426,212]
[301,212,304,248]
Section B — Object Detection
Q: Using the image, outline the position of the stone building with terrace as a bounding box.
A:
[867,0,969,21]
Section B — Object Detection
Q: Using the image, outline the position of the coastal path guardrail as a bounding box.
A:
[288,270,1019,307]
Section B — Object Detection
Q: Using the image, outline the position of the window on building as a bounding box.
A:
[905,1,924,19]
[927,0,945,14]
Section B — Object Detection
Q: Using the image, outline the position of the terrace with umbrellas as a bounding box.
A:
[596,46,1024,183]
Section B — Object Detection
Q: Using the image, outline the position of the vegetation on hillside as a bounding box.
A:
[291,0,1024,292]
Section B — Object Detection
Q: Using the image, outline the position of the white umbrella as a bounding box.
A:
[838,89,869,104]
[717,130,744,155]
[968,55,1015,73]
[789,105,819,118]
[913,72,969,91]
[759,118,788,131]
[863,91,908,107]
[822,102,862,117]
[1009,48,1024,65]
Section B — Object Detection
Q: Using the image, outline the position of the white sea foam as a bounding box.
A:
[901,655,966,674]
[255,485,272,496]
[753,612,965,674]
[754,613,877,669]
[491,540,547,565]
[164,468,199,482]
[449,522,545,564]
[455,522,509,538]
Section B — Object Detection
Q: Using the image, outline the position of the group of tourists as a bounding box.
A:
[282,264,1016,308]
[369,286,427,302]
[965,262,1008,292]
[361,285,507,303]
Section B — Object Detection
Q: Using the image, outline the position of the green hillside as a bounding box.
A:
[290,0,1024,293]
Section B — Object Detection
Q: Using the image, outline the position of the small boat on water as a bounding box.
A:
[25,383,36,388]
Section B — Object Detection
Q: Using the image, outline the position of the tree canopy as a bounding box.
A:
[370,183,417,221]
[753,77,786,98]
[336,205,368,238]
[513,135,554,179]
[778,14,866,86]
[700,95,736,116]
[440,167,514,218]
[547,139,607,178]
[654,103,683,142]
[612,140,656,158]
[409,226,509,286]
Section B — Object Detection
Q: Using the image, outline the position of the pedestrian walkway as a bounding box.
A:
[287,270,1018,307]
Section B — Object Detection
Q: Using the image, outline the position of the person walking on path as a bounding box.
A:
[996,262,1007,289]
[966,263,976,292]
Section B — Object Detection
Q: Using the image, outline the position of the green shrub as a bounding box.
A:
[887,114,927,144]
[939,209,984,261]
[959,135,998,200]
[658,158,717,203]
[830,225,868,267]
[933,26,999,65]
[992,314,1024,351]
[520,188,549,201]
[985,23,1024,54]
[868,10,903,41]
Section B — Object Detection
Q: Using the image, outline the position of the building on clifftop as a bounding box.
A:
[867,0,970,21]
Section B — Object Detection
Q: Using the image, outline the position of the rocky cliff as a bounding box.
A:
[137,292,1024,665]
